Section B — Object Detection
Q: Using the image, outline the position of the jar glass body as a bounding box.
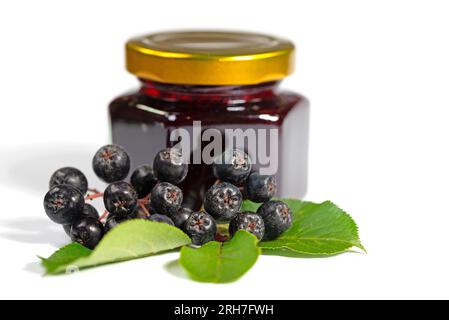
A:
[109,80,309,210]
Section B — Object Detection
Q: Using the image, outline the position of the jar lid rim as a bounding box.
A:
[126,31,295,85]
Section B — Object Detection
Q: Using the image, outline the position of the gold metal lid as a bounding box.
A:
[126,31,295,85]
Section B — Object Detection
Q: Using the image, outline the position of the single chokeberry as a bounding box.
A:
[81,203,100,219]
[204,182,242,221]
[184,211,217,246]
[153,148,188,185]
[92,145,130,183]
[130,164,158,198]
[245,172,277,203]
[229,212,265,241]
[44,185,84,225]
[257,200,292,240]
[103,181,138,218]
[70,217,104,249]
[63,203,99,236]
[170,207,193,229]
[213,149,252,185]
[150,182,183,216]
[49,167,88,195]
[148,214,175,226]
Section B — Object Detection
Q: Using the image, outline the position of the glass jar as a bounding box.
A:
[109,31,309,210]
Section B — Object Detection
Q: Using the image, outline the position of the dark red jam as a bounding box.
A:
[109,80,309,210]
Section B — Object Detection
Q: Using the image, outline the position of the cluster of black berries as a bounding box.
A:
[207,149,292,243]
[43,145,292,249]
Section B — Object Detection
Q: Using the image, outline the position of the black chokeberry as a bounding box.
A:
[184,211,217,246]
[153,148,188,185]
[229,212,265,241]
[170,207,193,229]
[104,215,131,233]
[150,182,183,216]
[44,185,84,225]
[103,181,138,218]
[245,172,277,203]
[92,145,130,183]
[70,217,104,249]
[213,149,252,185]
[257,200,292,240]
[63,203,99,236]
[148,214,175,226]
[204,182,242,221]
[81,203,100,219]
[49,167,88,195]
[130,164,158,198]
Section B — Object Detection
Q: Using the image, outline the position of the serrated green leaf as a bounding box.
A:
[40,220,191,275]
[180,231,261,283]
[241,199,365,256]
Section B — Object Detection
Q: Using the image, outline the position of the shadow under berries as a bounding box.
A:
[0,217,68,248]
[0,143,107,196]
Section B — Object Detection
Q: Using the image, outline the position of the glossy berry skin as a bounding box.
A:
[153,148,188,185]
[92,145,130,183]
[170,207,193,229]
[229,212,265,240]
[70,217,104,249]
[49,167,89,195]
[204,182,242,221]
[44,185,84,225]
[81,203,99,219]
[184,211,217,246]
[103,181,138,218]
[150,182,183,216]
[63,203,99,235]
[149,214,175,226]
[245,172,277,203]
[104,217,121,233]
[104,215,131,233]
[257,201,292,240]
[130,164,158,198]
[213,149,252,185]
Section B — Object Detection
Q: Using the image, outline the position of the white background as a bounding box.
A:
[0,0,448,300]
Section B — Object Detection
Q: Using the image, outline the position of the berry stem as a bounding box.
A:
[85,192,104,201]
[215,233,229,242]
[88,188,100,193]
[139,202,151,217]
[99,210,109,222]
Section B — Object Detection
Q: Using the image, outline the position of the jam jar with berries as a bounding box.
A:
[109,31,309,210]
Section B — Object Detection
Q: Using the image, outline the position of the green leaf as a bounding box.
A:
[241,199,365,256]
[39,243,92,274]
[179,230,261,283]
[40,220,191,275]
